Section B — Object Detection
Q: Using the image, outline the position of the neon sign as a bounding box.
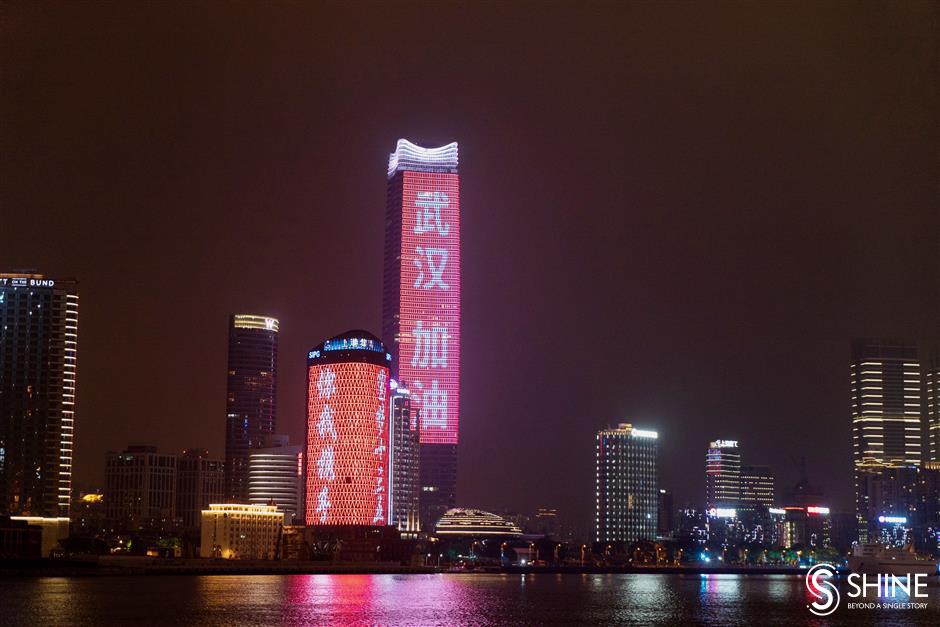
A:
[397,169,460,444]
[305,362,389,525]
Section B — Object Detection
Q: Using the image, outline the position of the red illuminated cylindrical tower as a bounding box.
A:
[305,330,390,526]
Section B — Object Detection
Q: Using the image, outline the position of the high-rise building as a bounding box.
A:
[595,423,658,544]
[382,139,460,528]
[104,445,177,531]
[657,489,674,536]
[851,339,922,540]
[705,440,741,510]
[248,435,303,524]
[224,314,279,502]
[740,464,775,509]
[1,273,79,517]
[851,339,922,470]
[388,381,420,534]
[305,330,391,526]
[926,350,939,469]
[176,448,224,531]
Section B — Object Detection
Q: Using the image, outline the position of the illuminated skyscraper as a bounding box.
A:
[388,381,420,535]
[224,314,279,503]
[595,423,658,544]
[926,350,939,469]
[382,139,460,528]
[851,339,922,541]
[705,440,741,510]
[305,330,391,526]
[851,339,922,470]
[0,273,78,517]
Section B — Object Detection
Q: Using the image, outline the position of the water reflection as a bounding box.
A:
[1,573,937,626]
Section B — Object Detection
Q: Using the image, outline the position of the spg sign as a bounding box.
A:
[401,171,460,445]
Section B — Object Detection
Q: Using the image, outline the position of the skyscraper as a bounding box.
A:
[305,330,391,526]
[851,339,922,470]
[595,423,658,544]
[224,314,279,503]
[705,440,741,511]
[248,435,303,524]
[1,273,79,517]
[382,139,460,528]
[740,464,775,509]
[851,339,922,541]
[926,349,939,469]
[388,381,420,534]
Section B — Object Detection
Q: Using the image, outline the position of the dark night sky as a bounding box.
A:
[2,2,937,528]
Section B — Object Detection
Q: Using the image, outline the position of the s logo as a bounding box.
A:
[806,563,840,616]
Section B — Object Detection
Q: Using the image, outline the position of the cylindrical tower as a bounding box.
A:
[305,330,391,526]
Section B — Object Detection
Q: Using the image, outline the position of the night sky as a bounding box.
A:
[2,2,937,529]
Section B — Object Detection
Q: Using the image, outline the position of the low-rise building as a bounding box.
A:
[199,503,282,559]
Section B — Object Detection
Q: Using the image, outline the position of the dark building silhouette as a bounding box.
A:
[104,445,177,532]
[224,314,279,502]
[177,448,224,531]
[0,272,78,517]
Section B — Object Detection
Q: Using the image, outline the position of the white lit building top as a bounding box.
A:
[233,315,279,332]
[387,139,459,177]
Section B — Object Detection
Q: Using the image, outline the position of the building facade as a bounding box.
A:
[224,314,279,503]
[851,339,922,470]
[740,464,775,509]
[927,350,939,469]
[199,503,282,559]
[104,446,177,531]
[176,448,224,531]
[382,139,461,528]
[595,423,658,544]
[305,330,391,526]
[389,381,420,534]
[248,435,303,524]
[0,273,79,517]
[705,440,741,510]
[851,339,922,540]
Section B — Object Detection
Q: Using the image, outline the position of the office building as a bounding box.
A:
[927,350,939,469]
[200,503,282,559]
[0,273,79,517]
[851,339,922,469]
[388,381,420,534]
[595,423,658,544]
[382,139,461,528]
[705,439,741,510]
[224,314,279,502]
[248,435,303,524]
[176,448,224,531]
[435,508,523,537]
[740,464,775,509]
[305,330,391,526]
[851,339,922,540]
[104,446,177,531]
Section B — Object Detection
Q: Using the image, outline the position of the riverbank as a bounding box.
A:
[0,557,815,577]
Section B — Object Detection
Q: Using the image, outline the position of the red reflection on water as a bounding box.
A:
[283,574,475,624]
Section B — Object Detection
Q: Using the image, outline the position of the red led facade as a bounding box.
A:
[398,170,460,445]
[305,361,390,525]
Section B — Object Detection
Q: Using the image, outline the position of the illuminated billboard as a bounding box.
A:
[396,168,461,445]
[305,336,390,526]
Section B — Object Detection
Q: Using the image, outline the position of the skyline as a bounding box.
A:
[2,1,937,529]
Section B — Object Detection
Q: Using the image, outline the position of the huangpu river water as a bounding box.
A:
[2,573,939,625]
